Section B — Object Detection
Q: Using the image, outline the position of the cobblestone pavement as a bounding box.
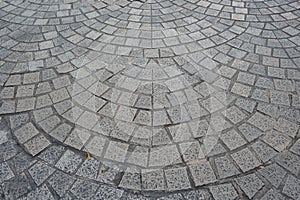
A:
[0,0,300,199]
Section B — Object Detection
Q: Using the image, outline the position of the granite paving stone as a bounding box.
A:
[238,123,263,142]
[19,184,54,200]
[231,148,261,172]
[275,151,300,176]
[70,179,99,199]
[236,174,264,199]
[104,141,129,163]
[119,168,141,190]
[76,157,100,180]
[0,0,299,198]
[251,140,278,162]
[38,145,65,165]
[149,145,182,167]
[261,189,286,200]
[47,171,76,198]
[259,163,287,188]
[165,167,191,191]
[28,161,55,186]
[215,155,240,179]
[220,129,247,150]
[96,162,120,185]
[94,184,124,200]
[209,183,238,200]
[282,175,300,200]
[141,169,165,191]
[290,139,300,156]
[189,161,216,186]
[181,190,212,200]
[261,130,292,152]
[55,150,83,173]
[0,162,14,183]
[3,173,32,199]
[24,134,51,156]
[13,122,39,144]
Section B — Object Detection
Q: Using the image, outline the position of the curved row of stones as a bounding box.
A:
[0,0,299,199]
[1,0,300,24]
[0,114,299,199]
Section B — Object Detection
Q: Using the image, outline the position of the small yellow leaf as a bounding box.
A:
[101,169,108,173]
[259,165,265,169]
[87,152,91,160]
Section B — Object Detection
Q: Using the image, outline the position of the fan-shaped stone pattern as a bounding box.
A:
[0,0,299,196]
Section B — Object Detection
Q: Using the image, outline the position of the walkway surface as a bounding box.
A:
[0,0,299,199]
